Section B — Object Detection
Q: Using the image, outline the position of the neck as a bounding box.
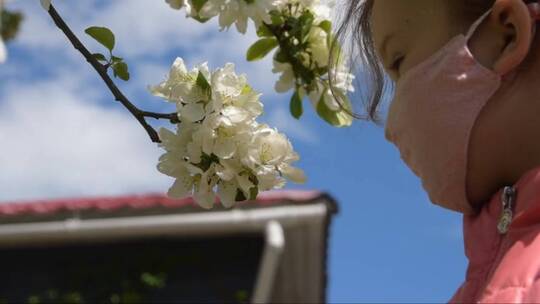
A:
[496,35,540,184]
[466,33,540,209]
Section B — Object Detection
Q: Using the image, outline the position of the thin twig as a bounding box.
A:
[47,4,179,143]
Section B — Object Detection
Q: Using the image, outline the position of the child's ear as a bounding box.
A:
[491,0,534,74]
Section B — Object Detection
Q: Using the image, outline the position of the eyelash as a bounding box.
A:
[391,56,404,72]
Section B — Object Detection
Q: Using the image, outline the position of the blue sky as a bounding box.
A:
[0,0,467,302]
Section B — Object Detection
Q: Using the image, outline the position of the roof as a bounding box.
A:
[0,190,338,303]
[0,190,335,218]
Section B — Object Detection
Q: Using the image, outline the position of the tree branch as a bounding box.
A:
[47,4,179,143]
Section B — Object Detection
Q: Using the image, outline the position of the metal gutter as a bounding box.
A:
[252,221,285,303]
[0,202,328,246]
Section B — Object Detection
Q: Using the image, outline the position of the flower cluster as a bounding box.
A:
[264,1,355,126]
[165,0,356,127]
[151,58,305,209]
[166,0,283,34]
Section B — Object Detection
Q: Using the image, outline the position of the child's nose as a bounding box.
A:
[385,128,395,142]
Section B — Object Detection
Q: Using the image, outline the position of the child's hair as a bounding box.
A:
[329,0,496,124]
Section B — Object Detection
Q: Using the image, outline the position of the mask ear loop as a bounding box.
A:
[465,9,493,40]
[527,1,540,39]
[466,3,540,40]
[527,1,540,19]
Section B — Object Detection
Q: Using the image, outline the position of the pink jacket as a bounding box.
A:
[450,165,540,303]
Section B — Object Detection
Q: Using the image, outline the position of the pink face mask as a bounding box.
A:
[384,8,537,215]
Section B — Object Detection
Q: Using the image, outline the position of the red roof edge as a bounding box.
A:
[0,190,325,218]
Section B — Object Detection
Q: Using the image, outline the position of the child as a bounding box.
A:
[335,0,540,302]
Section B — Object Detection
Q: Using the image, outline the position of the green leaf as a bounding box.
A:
[299,10,315,39]
[235,290,249,303]
[196,71,212,98]
[92,53,107,62]
[111,55,123,63]
[192,14,211,23]
[191,0,208,13]
[197,153,219,172]
[256,24,274,37]
[235,189,247,201]
[249,187,258,200]
[273,49,288,63]
[1,10,23,42]
[85,26,115,51]
[315,65,329,76]
[319,20,332,34]
[270,14,284,26]
[27,296,40,304]
[140,272,166,289]
[316,93,353,127]
[290,90,303,119]
[246,38,279,61]
[112,62,130,81]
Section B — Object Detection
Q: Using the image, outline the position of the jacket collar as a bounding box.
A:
[506,164,540,228]
[462,164,540,271]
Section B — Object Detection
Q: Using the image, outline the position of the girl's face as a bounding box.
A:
[370,0,460,82]
[368,0,540,207]
[370,0,534,82]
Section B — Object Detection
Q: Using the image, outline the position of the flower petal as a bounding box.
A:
[280,164,306,183]
[187,142,202,164]
[324,93,341,111]
[214,137,237,159]
[236,173,254,195]
[157,153,187,177]
[222,106,249,124]
[218,181,237,208]
[180,103,206,122]
[194,188,216,209]
[168,176,193,199]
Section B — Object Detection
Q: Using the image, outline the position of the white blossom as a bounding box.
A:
[220,0,278,33]
[163,0,356,124]
[150,57,210,103]
[200,0,282,33]
[310,0,335,23]
[272,60,295,93]
[274,0,333,21]
[330,58,355,94]
[244,124,306,184]
[307,26,329,68]
[308,65,355,112]
[167,0,283,34]
[153,58,304,209]
[311,2,332,22]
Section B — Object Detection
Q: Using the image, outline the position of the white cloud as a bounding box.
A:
[8,0,93,51]
[8,0,287,99]
[91,0,218,57]
[8,0,216,56]
[0,74,171,202]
